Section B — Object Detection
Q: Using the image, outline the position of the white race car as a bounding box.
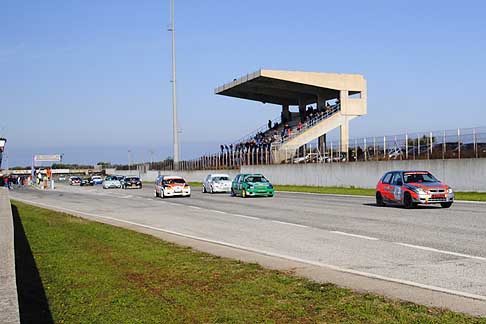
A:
[102,176,122,189]
[203,173,232,193]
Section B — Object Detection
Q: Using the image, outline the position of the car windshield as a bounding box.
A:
[212,176,229,182]
[245,176,268,183]
[164,178,185,184]
[72,177,80,180]
[126,177,140,181]
[403,172,438,183]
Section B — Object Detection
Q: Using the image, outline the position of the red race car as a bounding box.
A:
[376,170,454,208]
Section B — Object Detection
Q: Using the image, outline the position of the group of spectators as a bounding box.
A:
[218,100,341,154]
[1,175,28,189]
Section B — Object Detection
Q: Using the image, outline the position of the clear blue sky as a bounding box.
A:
[2,0,486,167]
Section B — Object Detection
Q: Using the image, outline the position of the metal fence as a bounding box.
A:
[123,126,486,171]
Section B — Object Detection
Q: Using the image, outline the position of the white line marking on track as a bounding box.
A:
[188,206,203,210]
[231,214,260,220]
[396,242,486,261]
[11,197,486,302]
[272,220,308,228]
[330,231,379,241]
[210,210,228,215]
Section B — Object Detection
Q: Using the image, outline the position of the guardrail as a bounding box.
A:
[0,188,20,324]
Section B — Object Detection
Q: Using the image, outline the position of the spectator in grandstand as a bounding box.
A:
[268,120,272,130]
[220,144,224,153]
[325,102,331,112]
[297,121,302,132]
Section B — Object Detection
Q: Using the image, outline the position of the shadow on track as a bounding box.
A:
[362,203,441,209]
[12,205,54,324]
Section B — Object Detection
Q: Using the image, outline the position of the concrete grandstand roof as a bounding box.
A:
[214,69,366,106]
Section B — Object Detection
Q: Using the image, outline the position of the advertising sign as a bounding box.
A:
[34,154,62,162]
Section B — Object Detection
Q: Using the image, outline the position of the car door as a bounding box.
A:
[232,175,240,194]
[380,172,394,202]
[390,172,404,203]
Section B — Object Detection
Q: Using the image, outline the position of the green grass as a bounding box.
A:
[274,185,486,201]
[12,200,485,324]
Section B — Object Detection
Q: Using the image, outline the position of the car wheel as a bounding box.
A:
[210,186,214,194]
[441,202,453,208]
[242,189,247,198]
[154,190,159,198]
[202,185,206,193]
[376,192,385,206]
[230,188,235,197]
[160,190,165,199]
[403,192,415,209]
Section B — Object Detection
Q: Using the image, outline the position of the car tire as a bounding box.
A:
[441,202,453,208]
[403,192,415,209]
[230,188,235,197]
[210,186,214,194]
[202,186,206,193]
[160,190,165,199]
[154,190,159,198]
[376,192,385,207]
[242,189,247,198]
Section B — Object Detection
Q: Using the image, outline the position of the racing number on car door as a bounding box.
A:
[391,173,402,203]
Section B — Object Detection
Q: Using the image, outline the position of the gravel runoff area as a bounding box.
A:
[9,183,486,318]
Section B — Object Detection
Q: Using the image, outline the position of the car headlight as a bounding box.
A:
[414,188,426,195]
[267,184,273,189]
[447,188,453,193]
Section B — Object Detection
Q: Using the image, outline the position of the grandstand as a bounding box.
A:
[215,70,367,163]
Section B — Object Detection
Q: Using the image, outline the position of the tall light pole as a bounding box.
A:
[169,0,179,169]
[128,150,131,172]
[0,138,6,170]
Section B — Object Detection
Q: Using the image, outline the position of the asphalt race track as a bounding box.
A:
[10,183,486,315]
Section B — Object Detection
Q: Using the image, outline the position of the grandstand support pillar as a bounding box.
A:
[318,134,326,153]
[340,117,349,154]
[281,104,290,124]
[317,93,325,112]
[298,97,306,122]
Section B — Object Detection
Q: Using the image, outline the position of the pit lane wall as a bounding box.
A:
[241,158,486,192]
[0,188,20,324]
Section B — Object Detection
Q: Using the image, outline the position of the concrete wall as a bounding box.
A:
[107,169,240,183]
[0,188,20,324]
[242,158,486,192]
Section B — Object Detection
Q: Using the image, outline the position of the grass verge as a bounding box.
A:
[274,185,486,201]
[12,200,485,323]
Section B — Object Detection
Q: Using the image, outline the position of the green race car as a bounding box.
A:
[231,173,274,198]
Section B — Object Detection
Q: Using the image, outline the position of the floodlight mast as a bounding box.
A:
[169,0,179,169]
